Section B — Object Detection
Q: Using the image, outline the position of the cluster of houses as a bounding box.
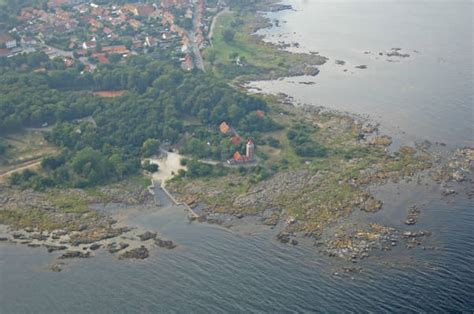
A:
[1,0,222,71]
[219,121,257,165]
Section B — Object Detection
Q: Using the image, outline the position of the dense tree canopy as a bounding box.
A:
[1,56,276,189]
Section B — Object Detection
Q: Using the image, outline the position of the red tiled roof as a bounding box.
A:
[0,49,11,57]
[231,136,242,146]
[219,121,230,134]
[102,45,129,54]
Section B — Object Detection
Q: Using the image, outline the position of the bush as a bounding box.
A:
[142,160,159,173]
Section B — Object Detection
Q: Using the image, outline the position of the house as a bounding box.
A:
[129,19,142,29]
[74,49,88,57]
[124,4,158,17]
[219,121,230,134]
[102,45,129,55]
[92,53,110,64]
[20,36,37,47]
[181,54,193,71]
[228,139,256,164]
[136,5,157,17]
[63,57,75,67]
[144,36,157,48]
[0,34,17,49]
[82,41,97,50]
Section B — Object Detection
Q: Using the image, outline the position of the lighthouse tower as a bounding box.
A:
[246,139,255,160]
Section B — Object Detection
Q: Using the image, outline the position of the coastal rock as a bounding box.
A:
[119,246,149,259]
[107,242,129,253]
[50,264,62,272]
[441,188,456,196]
[45,245,68,253]
[138,231,157,241]
[89,243,101,250]
[276,232,291,244]
[59,251,91,259]
[269,4,293,12]
[405,205,421,225]
[303,66,320,76]
[368,135,392,146]
[31,233,49,241]
[154,238,177,249]
[415,140,432,150]
[12,233,29,240]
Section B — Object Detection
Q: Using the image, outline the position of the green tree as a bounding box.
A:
[142,138,160,157]
[222,29,236,43]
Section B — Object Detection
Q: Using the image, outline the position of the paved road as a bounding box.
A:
[189,4,205,71]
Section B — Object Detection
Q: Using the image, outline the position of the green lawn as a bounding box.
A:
[204,11,325,79]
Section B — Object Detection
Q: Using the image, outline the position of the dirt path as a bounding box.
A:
[0,159,42,182]
[208,7,230,42]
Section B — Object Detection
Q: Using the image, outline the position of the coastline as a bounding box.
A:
[0,0,472,272]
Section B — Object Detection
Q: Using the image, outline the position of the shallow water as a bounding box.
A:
[1,188,473,313]
[1,0,474,312]
[253,0,473,148]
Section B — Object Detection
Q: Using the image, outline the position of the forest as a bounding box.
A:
[1,54,275,189]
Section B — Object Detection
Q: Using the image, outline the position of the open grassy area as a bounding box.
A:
[0,130,59,175]
[204,11,326,80]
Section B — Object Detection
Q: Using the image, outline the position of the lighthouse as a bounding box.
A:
[246,139,255,161]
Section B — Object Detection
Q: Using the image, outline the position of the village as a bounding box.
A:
[0,0,226,71]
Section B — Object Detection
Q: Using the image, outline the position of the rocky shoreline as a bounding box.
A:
[167,96,474,264]
[0,180,177,271]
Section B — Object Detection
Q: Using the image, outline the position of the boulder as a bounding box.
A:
[276,232,290,244]
[59,251,90,259]
[89,243,101,250]
[45,245,68,253]
[119,246,149,259]
[138,231,157,241]
[154,239,176,249]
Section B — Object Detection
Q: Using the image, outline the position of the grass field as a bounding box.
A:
[204,11,326,80]
[0,130,59,175]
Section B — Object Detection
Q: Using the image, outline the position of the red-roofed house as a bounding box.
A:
[102,45,129,54]
[0,34,17,49]
[92,53,110,64]
[219,121,230,134]
[82,41,97,50]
